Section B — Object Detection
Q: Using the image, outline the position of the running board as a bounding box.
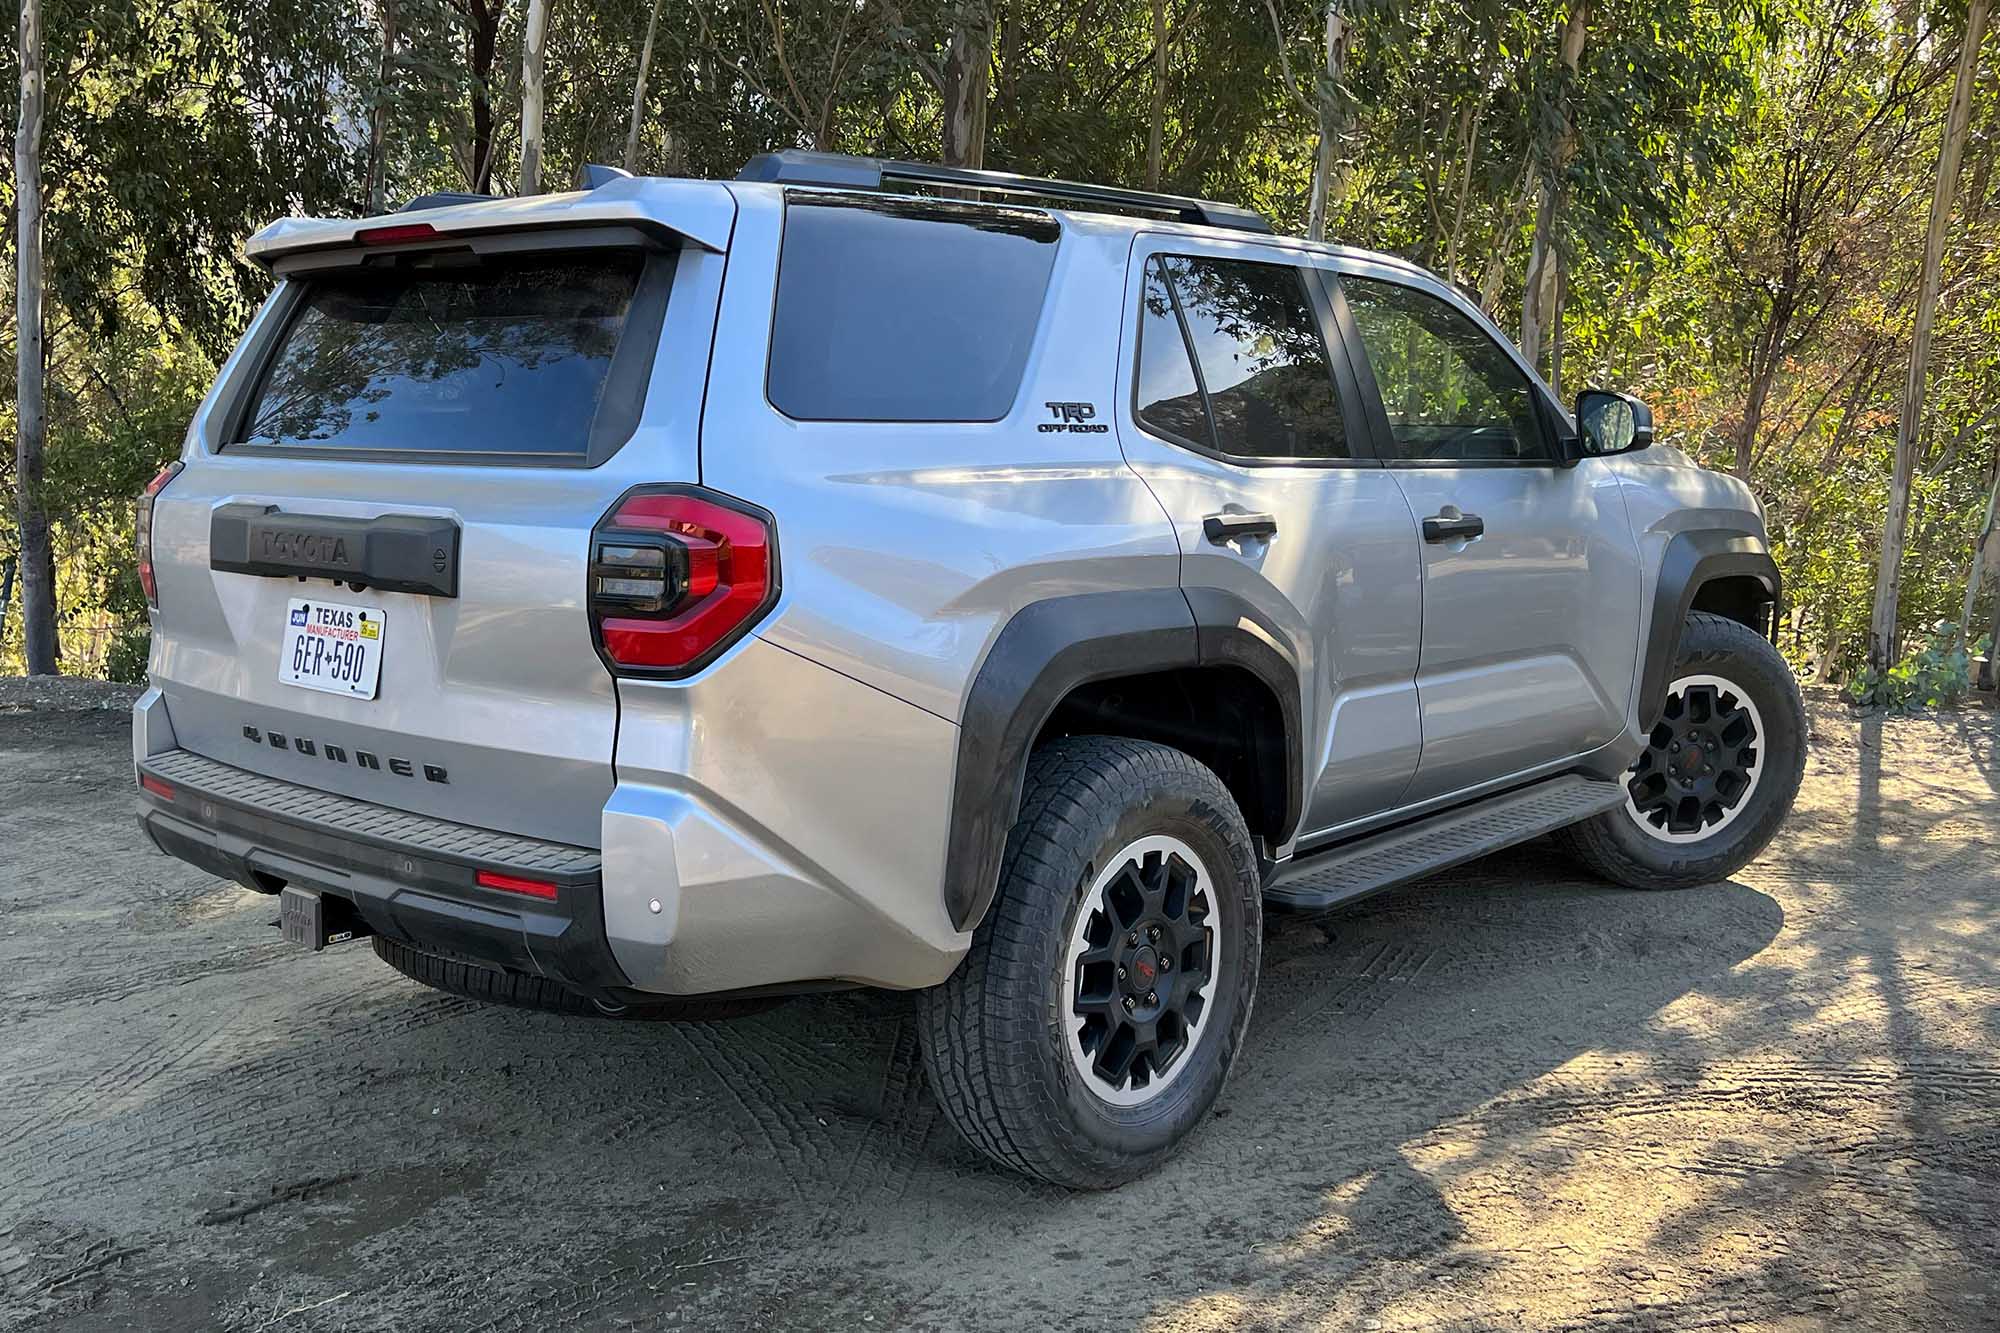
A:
[1265,775,1627,912]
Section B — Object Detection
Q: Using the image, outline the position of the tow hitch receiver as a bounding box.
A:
[279,886,373,951]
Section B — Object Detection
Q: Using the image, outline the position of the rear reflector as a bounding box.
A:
[139,774,176,801]
[476,869,559,901]
[355,222,439,247]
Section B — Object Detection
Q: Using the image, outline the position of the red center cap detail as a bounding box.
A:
[1132,951,1158,987]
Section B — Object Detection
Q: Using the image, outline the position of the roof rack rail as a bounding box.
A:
[737,149,1272,234]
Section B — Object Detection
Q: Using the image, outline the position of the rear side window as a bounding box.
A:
[235,254,651,461]
[1133,254,1349,461]
[1135,258,1214,447]
[767,197,1059,422]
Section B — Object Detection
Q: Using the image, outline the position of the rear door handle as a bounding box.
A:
[1203,512,1278,544]
[1422,512,1485,543]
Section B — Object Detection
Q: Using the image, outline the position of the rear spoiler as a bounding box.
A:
[243,176,736,269]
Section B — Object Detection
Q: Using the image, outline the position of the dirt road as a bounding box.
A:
[2,682,1996,1331]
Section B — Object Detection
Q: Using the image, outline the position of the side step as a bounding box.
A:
[1265,774,1627,912]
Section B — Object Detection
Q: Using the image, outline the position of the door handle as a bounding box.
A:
[1422,512,1485,543]
[1203,512,1278,544]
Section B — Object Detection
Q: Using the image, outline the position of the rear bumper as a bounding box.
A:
[132,663,971,999]
[135,746,633,999]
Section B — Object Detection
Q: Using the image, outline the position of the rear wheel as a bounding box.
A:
[918,737,1261,1189]
[370,936,779,1021]
[1559,612,1806,889]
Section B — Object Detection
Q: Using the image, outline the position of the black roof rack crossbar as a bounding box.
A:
[737,149,1272,234]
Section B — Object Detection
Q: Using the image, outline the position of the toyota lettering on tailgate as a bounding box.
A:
[257,526,355,568]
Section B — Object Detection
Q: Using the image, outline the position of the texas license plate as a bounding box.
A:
[278,597,385,699]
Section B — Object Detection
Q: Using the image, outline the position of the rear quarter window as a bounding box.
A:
[766,197,1059,423]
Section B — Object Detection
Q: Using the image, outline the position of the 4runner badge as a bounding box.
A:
[1040,401,1109,434]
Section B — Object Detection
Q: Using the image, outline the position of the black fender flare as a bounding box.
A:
[944,588,1304,931]
[1638,529,1782,726]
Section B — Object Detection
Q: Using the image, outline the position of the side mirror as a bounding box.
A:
[1573,389,1654,458]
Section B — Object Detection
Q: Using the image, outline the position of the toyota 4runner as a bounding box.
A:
[132,151,1805,1189]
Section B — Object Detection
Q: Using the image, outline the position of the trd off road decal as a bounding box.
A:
[1040,402,1109,434]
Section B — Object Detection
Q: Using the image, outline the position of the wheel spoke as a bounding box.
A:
[1095,1019,1140,1084]
[1104,863,1147,930]
[1072,990,1117,1017]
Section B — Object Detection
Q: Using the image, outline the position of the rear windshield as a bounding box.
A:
[767,197,1059,422]
[234,254,646,459]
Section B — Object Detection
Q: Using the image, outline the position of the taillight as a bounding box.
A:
[588,486,779,677]
[136,460,183,609]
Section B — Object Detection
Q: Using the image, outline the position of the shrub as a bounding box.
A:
[1846,622,1974,711]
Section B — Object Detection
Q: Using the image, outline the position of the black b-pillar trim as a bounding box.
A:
[1638,529,1781,726]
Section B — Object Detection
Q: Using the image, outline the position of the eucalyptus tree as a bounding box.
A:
[518,0,550,192]
[14,0,50,672]
[1869,0,1993,669]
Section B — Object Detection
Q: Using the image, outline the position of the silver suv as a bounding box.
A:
[133,151,1804,1188]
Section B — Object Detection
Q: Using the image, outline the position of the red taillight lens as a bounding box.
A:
[476,869,559,900]
[136,460,183,609]
[139,773,176,801]
[588,487,778,677]
[355,222,439,246]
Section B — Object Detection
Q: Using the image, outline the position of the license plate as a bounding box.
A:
[278,597,385,699]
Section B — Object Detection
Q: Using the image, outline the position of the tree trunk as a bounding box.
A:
[517,0,551,194]
[623,0,665,172]
[465,0,499,193]
[1735,346,1780,480]
[1146,0,1167,190]
[14,0,57,675]
[1548,251,1567,401]
[1520,0,1589,364]
[1868,0,1991,670]
[365,0,400,214]
[1520,183,1558,367]
[1305,0,1349,243]
[941,5,992,168]
[1476,162,1535,315]
[1959,448,2000,647]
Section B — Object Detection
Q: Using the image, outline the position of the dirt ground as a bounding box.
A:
[1,680,1995,1332]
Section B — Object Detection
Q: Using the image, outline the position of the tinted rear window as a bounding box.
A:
[235,254,645,459]
[767,197,1059,422]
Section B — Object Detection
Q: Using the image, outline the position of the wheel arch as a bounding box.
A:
[945,589,1303,931]
[1639,530,1782,728]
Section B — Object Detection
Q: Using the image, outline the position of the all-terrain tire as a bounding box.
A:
[1558,612,1806,889]
[917,736,1262,1190]
[370,936,779,1021]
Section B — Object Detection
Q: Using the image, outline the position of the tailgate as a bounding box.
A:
[146,199,731,847]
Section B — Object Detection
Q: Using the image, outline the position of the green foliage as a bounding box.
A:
[1846,623,1975,711]
[5,0,1998,691]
